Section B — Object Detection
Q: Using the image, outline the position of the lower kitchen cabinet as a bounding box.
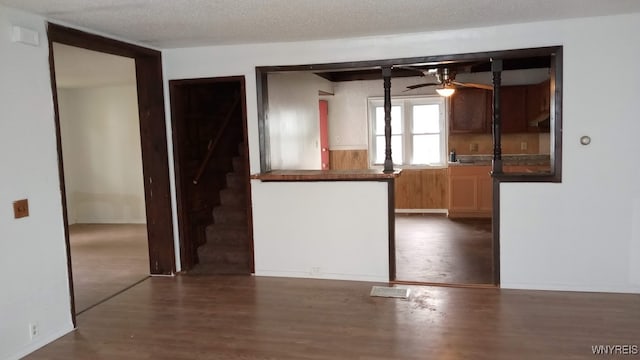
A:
[448,165,492,218]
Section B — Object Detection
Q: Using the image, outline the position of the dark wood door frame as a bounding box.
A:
[169,76,253,272]
[47,23,176,325]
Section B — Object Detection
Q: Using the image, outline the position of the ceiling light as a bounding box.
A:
[436,85,455,97]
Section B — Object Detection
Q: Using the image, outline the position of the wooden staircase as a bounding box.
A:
[191,149,251,275]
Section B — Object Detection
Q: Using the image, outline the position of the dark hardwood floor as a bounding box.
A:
[395,214,493,285]
[69,224,149,313]
[27,275,640,359]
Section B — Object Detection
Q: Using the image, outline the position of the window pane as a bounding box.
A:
[375,135,403,164]
[375,106,402,135]
[412,134,440,164]
[392,135,402,164]
[375,135,385,164]
[412,104,440,133]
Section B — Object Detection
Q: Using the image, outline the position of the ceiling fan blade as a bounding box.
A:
[452,81,493,91]
[405,82,439,90]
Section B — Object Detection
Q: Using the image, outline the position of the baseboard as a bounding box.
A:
[447,211,491,219]
[9,324,74,360]
[74,218,147,224]
[255,269,388,283]
[501,281,640,294]
[395,209,448,214]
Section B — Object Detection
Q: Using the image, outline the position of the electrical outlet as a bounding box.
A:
[310,267,321,275]
[13,199,29,219]
[520,142,528,151]
[469,143,479,152]
[29,322,39,340]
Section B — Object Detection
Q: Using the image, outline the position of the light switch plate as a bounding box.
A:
[13,199,29,219]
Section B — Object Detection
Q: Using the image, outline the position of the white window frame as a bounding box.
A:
[368,95,447,168]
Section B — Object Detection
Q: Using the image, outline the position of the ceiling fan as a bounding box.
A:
[397,66,493,96]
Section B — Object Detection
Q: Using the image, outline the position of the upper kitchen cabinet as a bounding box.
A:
[500,85,528,133]
[449,88,490,133]
[451,84,542,134]
[526,79,551,132]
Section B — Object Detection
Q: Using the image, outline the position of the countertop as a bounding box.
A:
[449,154,550,166]
[251,169,402,181]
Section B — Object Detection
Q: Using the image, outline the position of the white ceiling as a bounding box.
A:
[3,0,640,48]
[53,43,135,88]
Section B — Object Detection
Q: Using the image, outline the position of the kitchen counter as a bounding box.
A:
[449,154,550,166]
[251,169,402,181]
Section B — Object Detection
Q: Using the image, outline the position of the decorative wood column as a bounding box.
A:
[382,66,394,173]
[491,59,503,174]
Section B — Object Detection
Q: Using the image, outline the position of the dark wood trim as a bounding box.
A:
[387,179,396,281]
[550,48,563,182]
[47,23,176,280]
[47,35,76,327]
[315,56,551,83]
[255,46,560,75]
[382,66,394,173]
[491,178,501,285]
[255,69,271,172]
[491,59,503,174]
[134,55,175,275]
[239,79,255,273]
[168,80,190,270]
[493,47,563,183]
[47,23,159,58]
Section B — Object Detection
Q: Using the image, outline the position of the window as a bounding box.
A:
[369,96,446,166]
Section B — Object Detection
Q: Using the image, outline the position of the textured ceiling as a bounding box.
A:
[3,0,640,48]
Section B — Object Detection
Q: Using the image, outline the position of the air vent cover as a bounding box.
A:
[370,286,410,299]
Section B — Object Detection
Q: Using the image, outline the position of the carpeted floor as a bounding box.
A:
[395,214,493,285]
[69,223,150,313]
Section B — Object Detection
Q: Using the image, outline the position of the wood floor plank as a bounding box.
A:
[395,214,493,284]
[27,276,640,359]
[69,224,149,313]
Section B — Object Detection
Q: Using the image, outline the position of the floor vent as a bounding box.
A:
[370,286,410,299]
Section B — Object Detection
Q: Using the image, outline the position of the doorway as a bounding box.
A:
[47,23,175,324]
[169,77,253,274]
[53,42,151,313]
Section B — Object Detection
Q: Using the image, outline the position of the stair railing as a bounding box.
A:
[193,94,240,185]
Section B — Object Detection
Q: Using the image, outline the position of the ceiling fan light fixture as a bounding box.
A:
[436,85,455,97]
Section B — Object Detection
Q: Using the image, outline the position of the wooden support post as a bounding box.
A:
[491,59,503,175]
[382,66,394,173]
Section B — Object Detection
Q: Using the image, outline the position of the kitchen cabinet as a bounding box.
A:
[485,85,528,134]
[448,165,492,218]
[525,79,551,132]
[450,86,528,134]
[500,86,528,133]
[449,88,490,133]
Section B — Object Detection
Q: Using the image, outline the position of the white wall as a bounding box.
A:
[165,12,640,293]
[57,85,146,224]
[251,180,389,281]
[0,6,74,360]
[267,72,332,169]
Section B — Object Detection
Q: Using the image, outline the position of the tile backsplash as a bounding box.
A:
[449,133,550,155]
